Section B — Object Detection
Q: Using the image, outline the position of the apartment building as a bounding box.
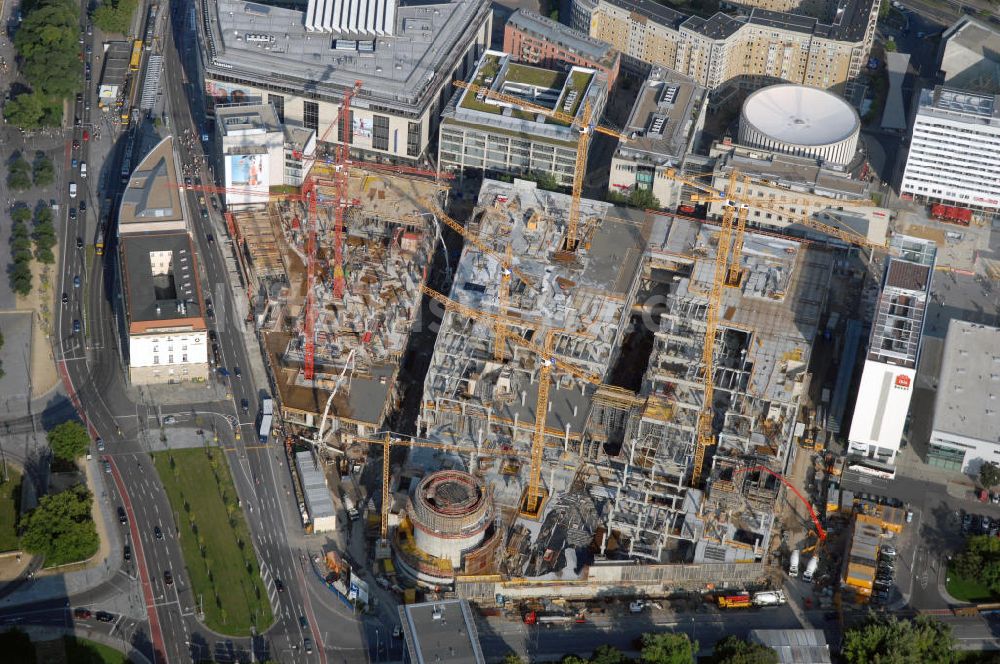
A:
[503,9,621,87]
[571,0,879,97]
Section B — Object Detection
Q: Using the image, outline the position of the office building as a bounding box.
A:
[608,67,707,207]
[503,9,621,87]
[571,0,880,97]
[940,16,1000,95]
[927,321,1000,472]
[215,103,316,207]
[197,0,492,164]
[438,50,608,185]
[899,86,1000,212]
[847,235,936,469]
[705,140,890,245]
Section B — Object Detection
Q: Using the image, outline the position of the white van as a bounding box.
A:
[69,182,77,198]
[80,162,87,178]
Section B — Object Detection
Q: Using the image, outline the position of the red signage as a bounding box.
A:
[895,374,911,389]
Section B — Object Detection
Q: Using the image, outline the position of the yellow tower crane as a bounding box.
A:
[420,285,602,517]
[452,81,629,253]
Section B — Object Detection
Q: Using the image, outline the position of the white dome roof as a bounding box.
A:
[742,85,859,147]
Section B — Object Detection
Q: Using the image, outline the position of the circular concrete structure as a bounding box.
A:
[409,470,493,566]
[739,84,860,166]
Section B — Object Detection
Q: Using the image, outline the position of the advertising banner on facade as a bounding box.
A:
[224,153,269,207]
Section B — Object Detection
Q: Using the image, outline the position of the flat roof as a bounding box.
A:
[444,50,605,144]
[749,629,832,664]
[399,599,485,664]
[711,142,871,199]
[120,232,205,331]
[295,450,337,519]
[604,0,875,42]
[216,102,282,136]
[933,320,1000,444]
[507,9,619,69]
[742,85,860,147]
[942,16,1000,94]
[615,67,705,164]
[119,137,187,234]
[202,0,491,116]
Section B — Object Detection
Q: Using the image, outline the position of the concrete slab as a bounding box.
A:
[0,312,33,416]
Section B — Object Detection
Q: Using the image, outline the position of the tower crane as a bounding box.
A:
[452,81,629,253]
[419,285,601,517]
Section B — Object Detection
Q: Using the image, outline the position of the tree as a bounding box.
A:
[591,644,629,664]
[11,205,32,225]
[711,636,778,664]
[842,614,954,664]
[47,421,91,462]
[3,92,47,130]
[884,40,897,52]
[13,0,81,98]
[640,632,696,664]
[501,655,526,664]
[20,484,99,566]
[91,0,138,35]
[607,187,662,210]
[32,153,55,187]
[7,156,32,191]
[981,462,1000,489]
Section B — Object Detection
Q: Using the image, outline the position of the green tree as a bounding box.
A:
[2,92,47,130]
[32,153,55,187]
[980,462,1000,489]
[91,0,138,35]
[608,188,662,210]
[8,157,32,191]
[711,636,778,664]
[641,632,697,664]
[884,39,897,52]
[13,0,81,98]
[528,170,562,192]
[502,654,526,664]
[47,421,91,462]
[9,263,32,297]
[591,644,630,664]
[560,657,589,664]
[11,205,32,225]
[20,484,99,566]
[842,614,954,664]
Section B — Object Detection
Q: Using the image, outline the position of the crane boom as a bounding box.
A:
[303,178,319,381]
[524,332,554,516]
[565,101,592,252]
[332,81,361,299]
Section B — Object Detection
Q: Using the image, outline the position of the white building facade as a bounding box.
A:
[900,86,1000,212]
[927,321,1000,473]
[847,235,936,469]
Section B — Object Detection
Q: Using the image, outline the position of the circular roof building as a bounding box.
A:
[408,470,494,567]
[738,85,860,167]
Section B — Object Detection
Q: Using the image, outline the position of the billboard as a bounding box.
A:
[224,154,269,207]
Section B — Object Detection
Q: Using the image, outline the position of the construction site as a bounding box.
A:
[224,166,445,436]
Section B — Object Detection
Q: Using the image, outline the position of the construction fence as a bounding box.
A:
[455,560,766,602]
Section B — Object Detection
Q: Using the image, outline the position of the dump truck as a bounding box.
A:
[717,593,752,609]
[752,591,787,607]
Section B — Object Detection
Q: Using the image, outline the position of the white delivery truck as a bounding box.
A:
[789,549,800,576]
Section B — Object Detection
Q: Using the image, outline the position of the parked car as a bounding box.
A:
[241,398,249,414]
[95,611,115,623]
[73,608,92,619]
[104,460,111,473]
[233,366,241,379]
[163,415,176,425]
[299,616,308,630]
[962,513,973,533]
[69,182,77,197]
[303,637,313,654]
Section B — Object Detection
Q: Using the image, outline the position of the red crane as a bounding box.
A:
[304,80,361,381]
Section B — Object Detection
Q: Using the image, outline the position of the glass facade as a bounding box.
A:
[926,442,965,472]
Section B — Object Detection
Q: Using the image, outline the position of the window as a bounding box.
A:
[338,110,354,144]
[168,355,174,364]
[153,356,159,364]
[303,101,319,132]
[268,94,285,123]
[182,354,188,363]
[407,122,421,157]
[372,114,389,151]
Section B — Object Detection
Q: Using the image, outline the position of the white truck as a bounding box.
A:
[802,555,820,582]
[752,590,787,607]
[342,491,360,521]
[789,549,800,577]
